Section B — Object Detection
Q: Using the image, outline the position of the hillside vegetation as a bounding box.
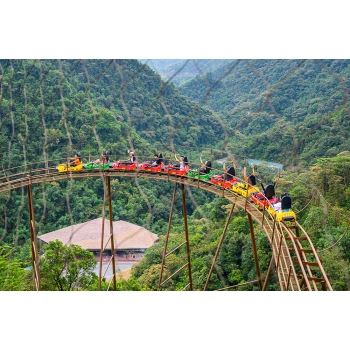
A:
[0,59,221,243]
[180,60,350,165]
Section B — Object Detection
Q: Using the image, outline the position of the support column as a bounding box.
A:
[27,179,40,291]
[204,203,236,290]
[158,183,177,290]
[106,175,117,291]
[262,255,274,291]
[98,177,106,290]
[247,213,262,290]
[181,183,193,291]
[262,219,277,291]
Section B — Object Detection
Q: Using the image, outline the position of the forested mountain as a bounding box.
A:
[145,59,231,86]
[0,59,223,165]
[180,60,350,165]
[0,59,221,244]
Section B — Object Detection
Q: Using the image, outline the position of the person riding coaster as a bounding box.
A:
[188,159,218,180]
[138,152,164,172]
[84,151,111,170]
[210,161,238,189]
[231,165,259,197]
[57,153,84,173]
[251,182,279,209]
[267,192,296,224]
[112,150,138,171]
[165,154,190,176]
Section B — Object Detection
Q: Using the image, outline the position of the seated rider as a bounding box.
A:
[223,162,236,181]
[243,165,257,188]
[261,182,276,199]
[248,174,257,186]
[94,151,109,164]
[69,153,82,166]
[119,150,137,165]
[151,153,164,167]
[173,154,189,170]
[281,193,292,211]
[199,160,212,174]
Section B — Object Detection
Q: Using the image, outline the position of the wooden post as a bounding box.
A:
[181,183,193,290]
[106,175,117,291]
[247,212,262,290]
[204,203,236,290]
[98,176,106,290]
[27,179,40,290]
[158,183,177,290]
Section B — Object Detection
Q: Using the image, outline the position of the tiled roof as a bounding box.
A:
[38,218,158,250]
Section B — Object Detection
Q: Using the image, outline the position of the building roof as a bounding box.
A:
[38,218,158,250]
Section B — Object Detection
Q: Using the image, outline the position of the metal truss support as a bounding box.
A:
[158,183,177,290]
[27,179,40,291]
[247,212,262,290]
[106,175,117,291]
[203,203,236,290]
[98,176,107,290]
[181,183,193,291]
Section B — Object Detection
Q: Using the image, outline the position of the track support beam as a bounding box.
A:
[247,213,262,290]
[158,183,177,290]
[27,179,40,291]
[98,177,107,290]
[181,183,193,291]
[204,203,236,290]
[106,175,117,291]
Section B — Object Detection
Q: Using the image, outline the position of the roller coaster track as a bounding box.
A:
[0,165,332,291]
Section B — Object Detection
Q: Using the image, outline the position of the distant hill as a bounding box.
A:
[0,59,223,167]
[180,59,350,165]
[144,59,231,86]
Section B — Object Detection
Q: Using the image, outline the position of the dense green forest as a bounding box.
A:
[180,60,350,165]
[0,59,349,291]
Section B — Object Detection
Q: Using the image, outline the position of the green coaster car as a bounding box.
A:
[187,170,218,181]
[84,162,111,171]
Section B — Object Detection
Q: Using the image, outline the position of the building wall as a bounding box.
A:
[91,249,146,261]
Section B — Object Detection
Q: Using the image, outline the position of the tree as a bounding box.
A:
[0,244,30,291]
[40,240,97,291]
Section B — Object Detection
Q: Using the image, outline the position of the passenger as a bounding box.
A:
[223,162,236,181]
[151,153,163,167]
[119,150,137,165]
[173,154,189,170]
[199,160,212,174]
[248,174,257,186]
[261,183,276,199]
[69,153,82,166]
[281,193,292,211]
[183,156,189,166]
[94,151,109,164]
[129,150,137,163]
[102,151,109,164]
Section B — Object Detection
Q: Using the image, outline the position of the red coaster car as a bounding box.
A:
[164,164,190,176]
[210,174,238,189]
[251,192,279,209]
[111,161,137,171]
[138,162,164,173]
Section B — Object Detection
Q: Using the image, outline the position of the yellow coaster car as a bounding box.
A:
[57,163,84,173]
[267,206,296,223]
[231,182,259,197]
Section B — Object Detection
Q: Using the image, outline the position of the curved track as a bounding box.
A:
[0,167,332,291]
